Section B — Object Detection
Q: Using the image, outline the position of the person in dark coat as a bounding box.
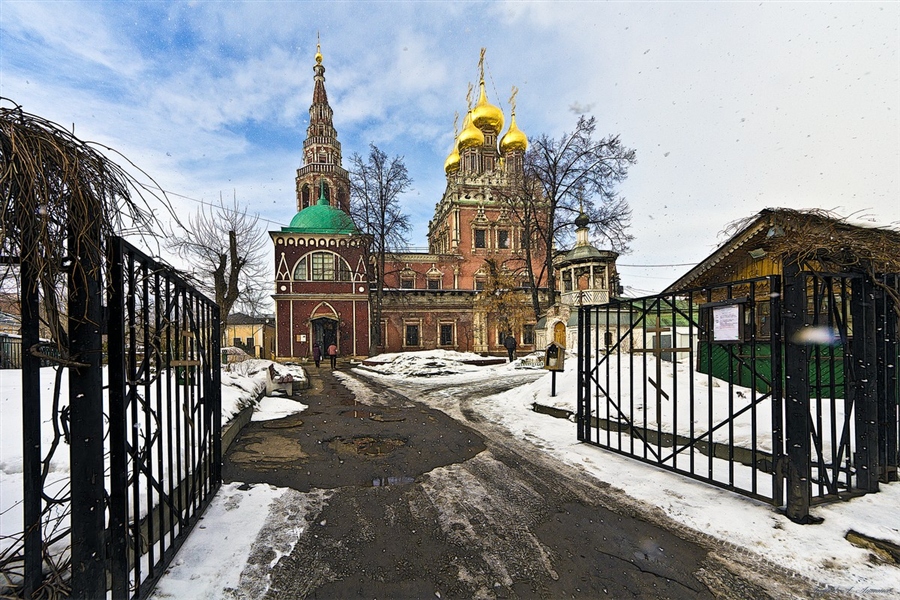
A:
[327,342,337,369]
[503,334,517,362]
[312,342,322,368]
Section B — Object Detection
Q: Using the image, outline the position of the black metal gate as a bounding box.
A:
[107,237,222,598]
[578,276,784,505]
[578,269,900,522]
[3,236,221,599]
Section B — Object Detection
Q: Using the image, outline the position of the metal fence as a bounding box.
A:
[3,236,221,599]
[107,237,222,599]
[578,276,784,505]
[578,270,900,522]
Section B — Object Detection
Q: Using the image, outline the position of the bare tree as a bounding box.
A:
[348,143,412,353]
[474,258,531,341]
[1,99,166,597]
[165,194,269,335]
[500,171,549,320]
[507,115,636,313]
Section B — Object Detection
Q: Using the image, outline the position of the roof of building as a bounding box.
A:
[665,207,900,293]
[228,312,272,325]
[283,192,360,235]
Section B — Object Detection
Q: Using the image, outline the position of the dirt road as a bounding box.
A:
[222,365,771,599]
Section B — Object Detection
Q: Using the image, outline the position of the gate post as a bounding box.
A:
[850,275,880,492]
[18,199,43,599]
[769,275,785,507]
[577,306,590,442]
[782,261,813,522]
[875,274,898,482]
[67,197,107,598]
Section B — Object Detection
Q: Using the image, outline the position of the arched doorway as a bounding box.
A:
[554,322,566,347]
[312,317,338,351]
[309,302,340,354]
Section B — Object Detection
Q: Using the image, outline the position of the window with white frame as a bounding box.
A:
[307,252,352,282]
[405,323,420,346]
[439,323,454,346]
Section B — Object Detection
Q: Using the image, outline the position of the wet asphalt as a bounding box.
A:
[221,362,773,599]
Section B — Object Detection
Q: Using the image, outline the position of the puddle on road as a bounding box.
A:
[342,409,377,419]
[330,436,407,457]
[263,416,304,429]
[340,409,407,422]
[371,475,415,487]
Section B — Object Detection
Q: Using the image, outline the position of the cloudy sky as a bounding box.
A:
[2,1,897,294]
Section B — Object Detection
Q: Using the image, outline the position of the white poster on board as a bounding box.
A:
[713,305,741,342]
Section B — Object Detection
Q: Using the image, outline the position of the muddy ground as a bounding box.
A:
[222,365,776,599]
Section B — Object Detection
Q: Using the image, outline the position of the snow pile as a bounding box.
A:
[363,349,497,377]
[221,359,308,422]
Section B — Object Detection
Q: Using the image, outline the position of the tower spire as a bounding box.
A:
[294,39,350,213]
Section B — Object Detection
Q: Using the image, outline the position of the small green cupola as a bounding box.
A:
[283,182,360,234]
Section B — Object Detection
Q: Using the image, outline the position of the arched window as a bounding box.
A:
[307,251,352,282]
[301,184,310,209]
[293,257,308,280]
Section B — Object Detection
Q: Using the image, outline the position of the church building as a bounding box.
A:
[271,46,619,360]
[270,46,370,360]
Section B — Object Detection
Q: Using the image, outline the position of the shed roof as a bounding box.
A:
[665,207,900,293]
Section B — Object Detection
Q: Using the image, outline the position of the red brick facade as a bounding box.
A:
[272,48,548,360]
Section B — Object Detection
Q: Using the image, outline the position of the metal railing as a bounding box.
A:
[578,277,784,506]
[4,237,220,599]
[578,269,900,522]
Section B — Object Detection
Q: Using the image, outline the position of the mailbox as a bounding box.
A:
[544,342,565,371]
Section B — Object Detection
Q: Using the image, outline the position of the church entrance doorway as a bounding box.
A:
[312,317,338,351]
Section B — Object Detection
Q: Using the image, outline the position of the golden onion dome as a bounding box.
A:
[499,111,528,153]
[457,111,484,150]
[444,145,460,173]
[472,80,504,135]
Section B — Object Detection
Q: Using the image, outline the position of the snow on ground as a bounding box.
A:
[221,359,307,421]
[0,359,308,580]
[149,349,900,598]
[359,350,900,597]
[147,482,285,600]
[8,350,897,597]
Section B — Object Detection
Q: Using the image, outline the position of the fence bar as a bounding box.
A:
[107,238,130,599]
[67,199,107,598]
[782,261,813,522]
[19,213,42,599]
[851,276,880,492]
[876,274,898,482]
[770,275,784,507]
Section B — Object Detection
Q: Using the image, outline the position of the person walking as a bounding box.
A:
[503,333,517,362]
[312,342,322,368]
[327,342,338,369]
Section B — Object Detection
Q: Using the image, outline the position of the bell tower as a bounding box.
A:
[295,42,350,213]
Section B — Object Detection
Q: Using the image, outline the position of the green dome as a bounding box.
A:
[283,198,360,234]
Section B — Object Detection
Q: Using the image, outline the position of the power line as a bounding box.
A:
[160,189,289,228]
[617,262,696,267]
